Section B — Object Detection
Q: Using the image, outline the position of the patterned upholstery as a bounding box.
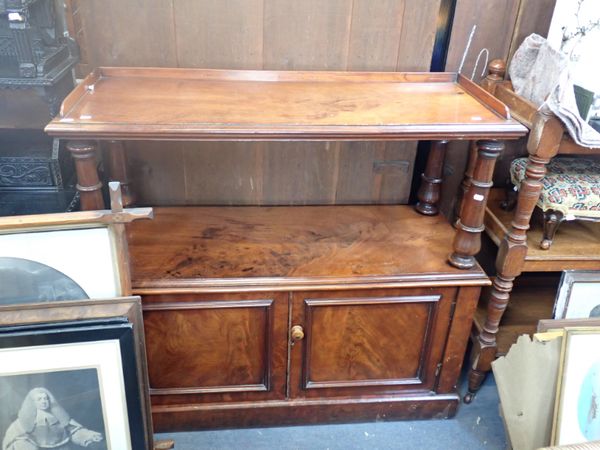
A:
[511,157,600,218]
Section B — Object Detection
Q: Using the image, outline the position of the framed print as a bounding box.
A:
[0,182,152,306]
[553,271,600,319]
[552,328,600,445]
[0,227,120,304]
[0,297,153,450]
[538,318,600,333]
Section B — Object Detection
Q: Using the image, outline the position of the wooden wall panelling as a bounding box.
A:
[260,0,351,206]
[261,142,340,205]
[182,142,264,205]
[65,0,442,206]
[336,142,383,203]
[378,142,418,204]
[75,0,177,68]
[396,0,443,71]
[128,142,187,206]
[507,0,557,64]
[445,0,520,80]
[173,0,264,205]
[262,0,353,70]
[346,0,406,71]
[173,0,264,69]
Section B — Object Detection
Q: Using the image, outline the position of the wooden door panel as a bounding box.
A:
[142,292,288,403]
[305,297,435,388]
[290,288,456,398]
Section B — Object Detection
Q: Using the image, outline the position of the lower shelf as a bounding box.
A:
[472,273,560,356]
[127,205,486,429]
[128,204,489,292]
[484,189,600,272]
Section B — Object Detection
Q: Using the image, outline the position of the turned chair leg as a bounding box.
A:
[541,210,564,250]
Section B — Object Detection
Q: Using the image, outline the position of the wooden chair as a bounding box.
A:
[462,59,600,403]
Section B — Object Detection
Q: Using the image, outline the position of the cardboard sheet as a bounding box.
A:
[492,334,563,450]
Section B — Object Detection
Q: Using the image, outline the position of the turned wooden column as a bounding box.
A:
[416,140,448,215]
[464,154,550,402]
[106,140,136,207]
[455,60,506,223]
[454,141,479,224]
[67,140,104,210]
[464,109,564,402]
[449,140,504,269]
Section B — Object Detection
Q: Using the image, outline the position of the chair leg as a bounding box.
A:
[541,210,564,250]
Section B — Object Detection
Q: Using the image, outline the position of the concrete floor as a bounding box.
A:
[155,373,506,450]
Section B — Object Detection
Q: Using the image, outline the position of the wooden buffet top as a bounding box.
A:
[45,67,526,141]
[127,205,491,293]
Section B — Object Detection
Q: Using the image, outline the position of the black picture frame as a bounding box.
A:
[0,298,152,450]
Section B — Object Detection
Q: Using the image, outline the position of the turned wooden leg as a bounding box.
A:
[106,140,136,207]
[541,210,564,249]
[449,140,504,269]
[416,140,448,215]
[464,154,549,402]
[67,140,104,210]
[454,141,479,226]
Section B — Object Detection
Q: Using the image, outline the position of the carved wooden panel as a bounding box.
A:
[142,292,288,403]
[289,287,457,398]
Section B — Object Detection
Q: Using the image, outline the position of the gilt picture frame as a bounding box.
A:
[552,327,600,445]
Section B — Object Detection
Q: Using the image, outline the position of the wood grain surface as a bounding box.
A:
[46,68,525,140]
[62,0,443,205]
[151,394,460,431]
[484,189,600,271]
[127,205,490,292]
[287,288,454,399]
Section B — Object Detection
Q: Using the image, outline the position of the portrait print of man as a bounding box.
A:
[2,387,104,450]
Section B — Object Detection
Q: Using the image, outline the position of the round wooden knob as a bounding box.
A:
[291,325,304,341]
[487,59,506,79]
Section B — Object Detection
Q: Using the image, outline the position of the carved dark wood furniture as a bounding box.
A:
[463,60,600,403]
[45,67,526,430]
[0,0,79,215]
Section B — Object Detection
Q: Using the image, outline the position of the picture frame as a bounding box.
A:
[552,327,600,445]
[553,270,600,319]
[0,182,152,306]
[0,296,154,450]
[538,318,600,333]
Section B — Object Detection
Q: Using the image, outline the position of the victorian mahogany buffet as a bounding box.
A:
[45,68,526,430]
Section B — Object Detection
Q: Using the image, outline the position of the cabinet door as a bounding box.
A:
[289,287,456,398]
[142,292,288,404]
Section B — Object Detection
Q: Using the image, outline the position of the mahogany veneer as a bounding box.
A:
[129,206,489,292]
[45,67,527,430]
[128,206,487,430]
[46,68,524,141]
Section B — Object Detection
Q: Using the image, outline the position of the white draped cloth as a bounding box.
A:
[509,33,600,148]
